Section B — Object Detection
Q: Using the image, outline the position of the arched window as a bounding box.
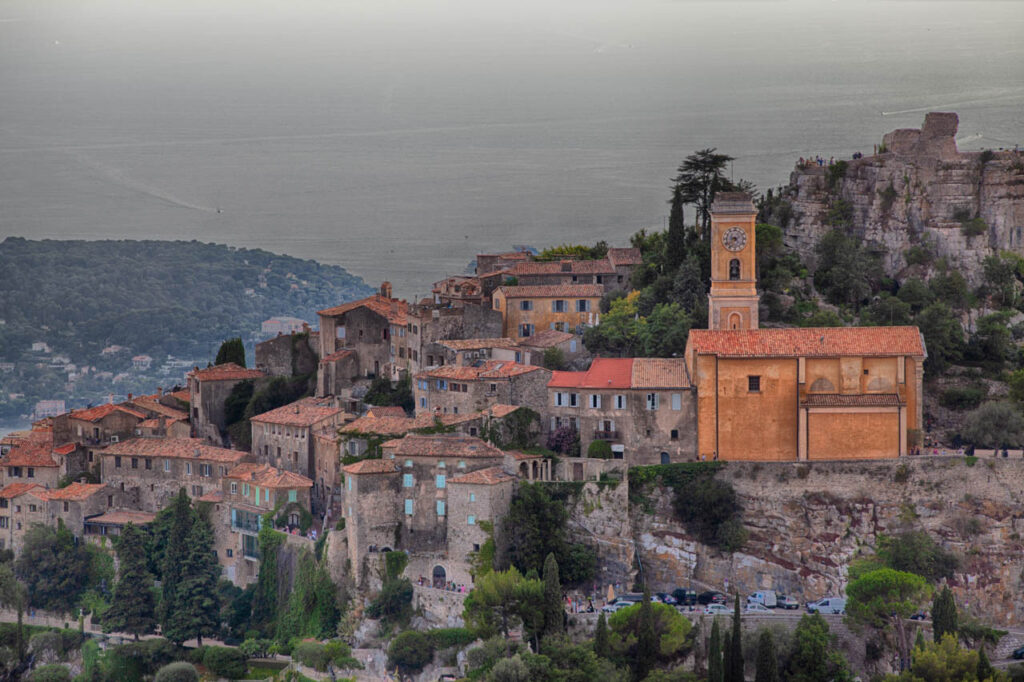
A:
[729,259,741,280]
[729,313,742,330]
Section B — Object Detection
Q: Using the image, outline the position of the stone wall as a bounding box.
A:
[569,457,1024,627]
[254,332,318,378]
[782,112,1024,285]
[411,585,468,627]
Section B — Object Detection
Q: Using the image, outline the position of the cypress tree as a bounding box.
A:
[103,523,157,639]
[161,489,194,624]
[729,593,744,682]
[722,631,734,682]
[708,619,723,682]
[215,337,246,367]
[594,613,610,659]
[913,629,925,652]
[635,585,657,681]
[931,585,958,643]
[977,644,994,681]
[542,553,563,639]
[666,185,688,270]
[162,515,220,646]
[754,629,778,682]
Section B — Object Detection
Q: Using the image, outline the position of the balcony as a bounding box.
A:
[593,430,619,441]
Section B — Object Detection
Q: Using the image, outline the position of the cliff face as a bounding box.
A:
[783,112,1024,284]
[569,458,1024,628]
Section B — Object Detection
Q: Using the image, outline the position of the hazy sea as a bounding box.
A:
[0,0,1022,297]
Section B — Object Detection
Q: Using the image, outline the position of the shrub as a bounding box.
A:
[546,426,580,457]
[202,646,247,679]
[427,627,476,650]
[586,440,612,459]
[105,638,178,679]
[240,638,274,659]
[961,217,988,237]
[388,631,435,676]
[366,578,413,623]
[28,664,71,682]
[939,386,986,411]
[29,631,64,663]
[324,639,362,669]
[154,661,200,682]
[293,641,329,671]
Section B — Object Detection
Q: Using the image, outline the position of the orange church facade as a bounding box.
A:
[684,193,926,462]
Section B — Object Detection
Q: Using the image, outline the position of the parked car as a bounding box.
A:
[744,602,771,613]
[909,611,929,621]
[704,603,732,615]
[776,595,799,610]
[672,588,698,606]
[806,597,846,614]
[698,591,727,605]
[1013,645,1024,660]
[601,602,627,613]
[747,590,777,608]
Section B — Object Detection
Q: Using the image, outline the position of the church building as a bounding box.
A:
[684,193,926,461]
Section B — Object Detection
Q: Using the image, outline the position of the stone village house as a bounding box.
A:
[188,363,268,444]
[491,284,603,341]
[0,482,124,553]
[413,361,550,417]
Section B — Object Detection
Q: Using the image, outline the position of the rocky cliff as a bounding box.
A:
[782,112,1024,284]
[568,457,1024,628]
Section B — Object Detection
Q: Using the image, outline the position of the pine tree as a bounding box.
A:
[162,515,220,646]
[635,585,657,681]
[754,629,778,682]
[708,619,723,682]
[103,523,157,639]
[977,644,994,681]
[729,593,744,682]
[541,553,563,639]
[931,585,958,643]
[666,185,688,270]
[594,613,610,659]
[215,337,246,367]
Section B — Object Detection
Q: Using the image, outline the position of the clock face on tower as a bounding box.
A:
[722,226,747,252]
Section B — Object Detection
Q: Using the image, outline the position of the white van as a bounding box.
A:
[747,590,777,608]
[806,597,846,614]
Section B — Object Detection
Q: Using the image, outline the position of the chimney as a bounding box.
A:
[381,281,393,299]
[157,387,163,396]
[127,393,132,401]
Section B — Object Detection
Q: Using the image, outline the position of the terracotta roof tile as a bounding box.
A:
[101,438,248,463]
[126,398,189,421]
[342,459,399,475]
[53,442,77,456]
[496,284,604,299]
[0,483,44,499]
[318,294,407,325]
[483,404,521,418]
[85,510,157,526]
[190,363,266,382]
[606,247,643,266]
[366,406,408,418]
[382,433,504,459]
[549,358,634,390]
[46,482,107,501]
[168,389,190,404]
[70,403,147,422]
[197,490,224,503]
[687,327,926,358]
[322,349,356,363]
[419,360,544,381]
[448,466,516,485]
[138,417,182,429]
[507,260,614,276]
[517,329,574,348]
[226,462,313,488]
[630,358,690,389]
[438,338,518,351]
[251,397,344,428]
[2,431,58,468]
[802,393,903,407]
[341,412,474,436]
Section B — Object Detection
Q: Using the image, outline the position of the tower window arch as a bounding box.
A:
[729,259,741,280]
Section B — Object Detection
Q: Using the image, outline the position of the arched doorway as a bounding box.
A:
[432,565,446,589]
[660,452,670,464]
[728,313,742,330]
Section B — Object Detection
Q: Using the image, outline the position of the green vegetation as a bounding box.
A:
[587,439,613,459]
[932,586,958,643]
[14,521,101,614]
[846,568,931,670]
[606,591,691,680]
[103,522,158,639]
[154,661,199,682]
[363,374,414,413]
[535,242,609,262]
[367,552,414,627]
[215,337,247,367]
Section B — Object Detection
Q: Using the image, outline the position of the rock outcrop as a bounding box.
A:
[783,112,1024,284]
[570,458,1024,628]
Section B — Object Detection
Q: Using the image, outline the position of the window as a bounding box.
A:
[131,457,138,469]
[436,474,446,489]
[467,515,476,525]
[226,549,233,558]
[144,458,151,470]
[418,380,428,390]
[458,460,466,469]
[404,499,414,515]
[403,473,414,488]
[242,483,250,497]
[437,379,447,390]
[671,429,679,440]
[230,482,238,494]
[554,392,565,407]
[519,300,533,311]
[200,464,212,477]
[646,393,659,410]
[29,504,37,512]
[671,393,682,410]
[0,518,6,529]
[164,459,170,472]
[346,477,352,491]
[519,324,534,337]
[615,394,626,409]
[570,340,577,352]
[515,351,522,362]
[420,397,427,408]
[569,393,578,407]
[552,300,567,312]
[265,488,270,502]
[288,489,297,503]
[63,501,69,512]
[438,461,446,469]
[26,468,34,478]
[114,456,121,469]
[186,462,192,475]
[729,258,741,280]
[436,500,446,516]
[748,376,761,392]
[589,394,601,409]
[576,300,590,312]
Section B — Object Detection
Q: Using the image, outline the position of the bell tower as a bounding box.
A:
[708,192,759,330]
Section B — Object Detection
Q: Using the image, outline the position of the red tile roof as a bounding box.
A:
[381,433,504,459]
[167,389,190,404]
[46,482,107,501]
[483,404,522,418]
[53,442,77,456]
[549,358,634,390]
[366,406,408,418]
[438,338,518,351]
[419,361,545,381]
[321,349,356,363]
[251,397,344,428]
[190,363,266,382]
[517,329,575,349]
[127,398,189,421]
[496,284,604,299]
[341,412,473,436]
[70,403,147,422]
[0,483,44,499]
[687,327,926,358]
[607,247,643,266]
[507,260,614,276]
[318,294,407,325]
[2,431,58,468]
[101,438,248,463]
[226,462,313,488]
[85,510,157,526]
[342,459,399,475]
[138,417,183,429]
[630,359,691,389]
[802,393,902,407]
[197,490,224,503]
[448,466,516,485]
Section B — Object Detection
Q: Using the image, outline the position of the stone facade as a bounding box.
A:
[492,285,603,340]
[414,362,550,417]
[708,193,760,331]
[317,284,409,385]
[188,363,268,445]
[254,331,318,378]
